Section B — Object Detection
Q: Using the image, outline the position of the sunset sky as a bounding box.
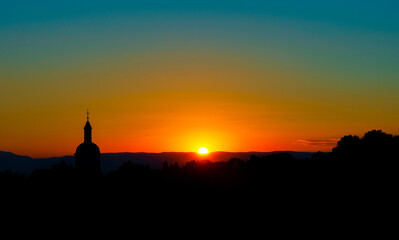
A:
[1,1,398,157]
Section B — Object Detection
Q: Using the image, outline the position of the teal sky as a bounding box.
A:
[1,1,398,81]
[1,1,399,157]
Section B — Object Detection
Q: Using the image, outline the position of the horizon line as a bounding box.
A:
[1,150,321,159]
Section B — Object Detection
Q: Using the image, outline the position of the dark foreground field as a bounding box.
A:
[1,130,397,230]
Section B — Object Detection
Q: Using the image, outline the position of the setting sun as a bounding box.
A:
[198,147,209,154]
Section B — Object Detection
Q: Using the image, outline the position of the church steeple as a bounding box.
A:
[75,109,101,173]
[84,109,92,143]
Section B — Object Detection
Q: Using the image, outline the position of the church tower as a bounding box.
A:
[75,110,101,173]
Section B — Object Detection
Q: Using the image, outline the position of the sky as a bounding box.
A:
[1,1,398,157]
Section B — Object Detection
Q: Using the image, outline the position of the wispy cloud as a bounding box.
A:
[296,139,339,147]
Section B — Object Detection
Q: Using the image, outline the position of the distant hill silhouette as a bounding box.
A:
[0,151,313,174]
[0,151,74,175]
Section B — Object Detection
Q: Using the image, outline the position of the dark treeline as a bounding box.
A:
[1,130,397,213]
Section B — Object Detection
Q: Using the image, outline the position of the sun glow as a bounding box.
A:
[198,147,209,154]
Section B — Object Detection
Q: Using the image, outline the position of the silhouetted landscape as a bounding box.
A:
[2,130,397,215]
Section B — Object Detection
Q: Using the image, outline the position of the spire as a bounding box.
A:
[84,109,92,143]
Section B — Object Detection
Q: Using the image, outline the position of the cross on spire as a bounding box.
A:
[86,109,90,122]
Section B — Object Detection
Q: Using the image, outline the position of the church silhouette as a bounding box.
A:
[75,110,101,173]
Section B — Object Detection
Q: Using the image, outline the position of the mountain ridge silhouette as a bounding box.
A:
[0,150,313,175]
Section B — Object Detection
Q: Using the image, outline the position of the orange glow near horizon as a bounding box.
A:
[1,50,398,159]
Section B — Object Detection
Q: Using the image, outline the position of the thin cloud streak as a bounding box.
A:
[296,139,339,147]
